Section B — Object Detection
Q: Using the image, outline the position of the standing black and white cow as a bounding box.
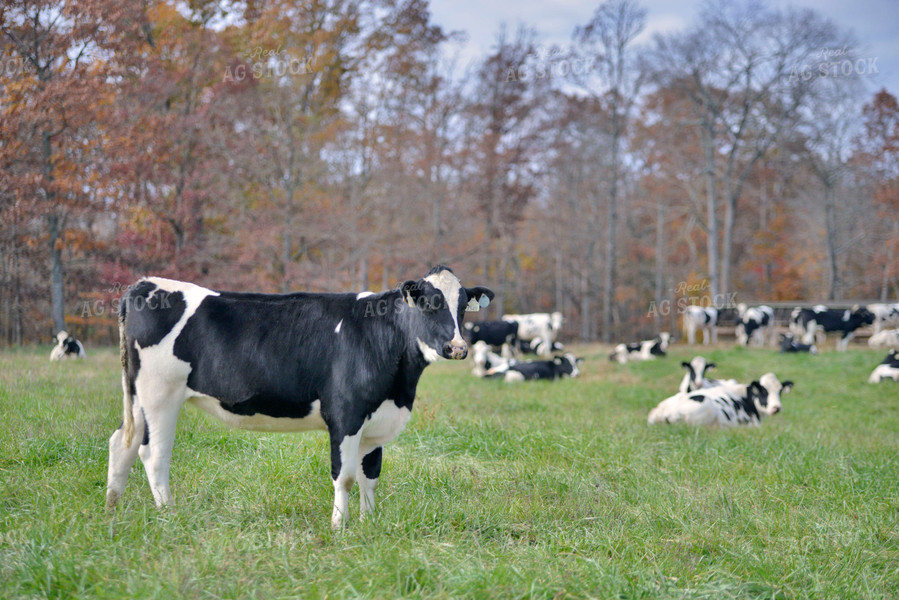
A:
[489,353,582,382]
[790,305,874,351]
[867,303,899,334]
[735,304,775,347]
[779,333,818,354]
[868,349,899,383]
[683,306,718,345]
[648,373,793,427]
[502,312,563,357]
[608,332,671,364]
[106,266,493,527]
[463,320,518,357]
[50,331,86,361]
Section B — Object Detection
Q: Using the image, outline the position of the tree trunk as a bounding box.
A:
[824,182,839,300]
[48,212,65,333]
[880,219,897,301]
[602,131,619,343]
[701,121,720,299]
[654,199,666,331]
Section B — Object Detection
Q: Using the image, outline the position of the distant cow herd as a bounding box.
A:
[43,267,897,525]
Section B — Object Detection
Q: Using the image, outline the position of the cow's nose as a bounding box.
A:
[771,406,781,414]
[444,340,468,360]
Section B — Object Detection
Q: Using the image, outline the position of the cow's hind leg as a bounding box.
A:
[358,446,382,519]
[106,404,146,508]
[330,432,361,528]
[137,388,186,507]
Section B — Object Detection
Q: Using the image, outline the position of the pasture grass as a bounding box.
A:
[0,343,897,599]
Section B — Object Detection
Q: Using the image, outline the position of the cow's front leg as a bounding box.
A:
[330,431,361,529]
[358,446,382,519]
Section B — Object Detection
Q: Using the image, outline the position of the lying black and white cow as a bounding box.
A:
[470,340,510,377]
[463,320,518,357]
[609,332,671,364]
[648,373,793,427]
[502,312,563,357]
[50,330,86,361]
[517,336,564,356]
[868,329,899,349]
[868,349,899,383]
[488,353,582,382]
[868,303,899,334]
[790,305,874,351]
[678,356,727,394]
[683,306,718,345]
[779,333,818,354]
[106,266,493,527]
[735,304,775,347]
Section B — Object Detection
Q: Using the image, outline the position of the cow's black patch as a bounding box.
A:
[123,281,187,348]
[142,408,150,446]
[218,394,318,419]
[689,394,706,403]
[361,447,383,480]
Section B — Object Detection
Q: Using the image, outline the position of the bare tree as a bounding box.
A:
[573,0,646,342]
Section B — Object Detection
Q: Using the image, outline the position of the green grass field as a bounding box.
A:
[1,344,897,599]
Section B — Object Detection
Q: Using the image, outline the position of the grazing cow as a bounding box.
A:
[868,329,899,349]
[648,373,793,427]
[470,341,510,377]
[50,331,86,361]
[105,266,493,528]
[867,303,899,334]
[735,304,775,347]
[463,320,518,357]
[790,305,874,351]
[489,353,582,382]
[678,356,722,394]
[502,312,563,356]
[683,306,718,345]
[779,333,818,354]
[517,336,564,356]
[608,332,671,364]
[868,349,899,383]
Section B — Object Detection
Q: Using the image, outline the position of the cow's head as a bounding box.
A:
[55,330,70,344]
[681,356,715,392]
[554,353,583,378]
[850,305,875,327]
[401,266,494,361]
[749,372,793,416]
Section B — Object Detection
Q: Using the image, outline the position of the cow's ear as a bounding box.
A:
[465,286,494,312]
[576,357,584,364]
[781,381,794,393]
[681,361,691,369]
[707,362,717,370]
[401,280,423,308]
[553,357,563,365]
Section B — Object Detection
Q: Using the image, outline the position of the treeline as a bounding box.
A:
[1,0,897,345]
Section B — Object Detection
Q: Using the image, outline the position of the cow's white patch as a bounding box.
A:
[358,400,411,447]
[504,370,526,383]
[335,319,343,333]
[424,268,463,342]
[188,396,327,432]
[356,291,374,300]
[417,339,441,363]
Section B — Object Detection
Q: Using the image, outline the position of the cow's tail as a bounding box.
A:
[119,290,135,448]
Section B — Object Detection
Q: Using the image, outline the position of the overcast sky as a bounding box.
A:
[429,0,899,96]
